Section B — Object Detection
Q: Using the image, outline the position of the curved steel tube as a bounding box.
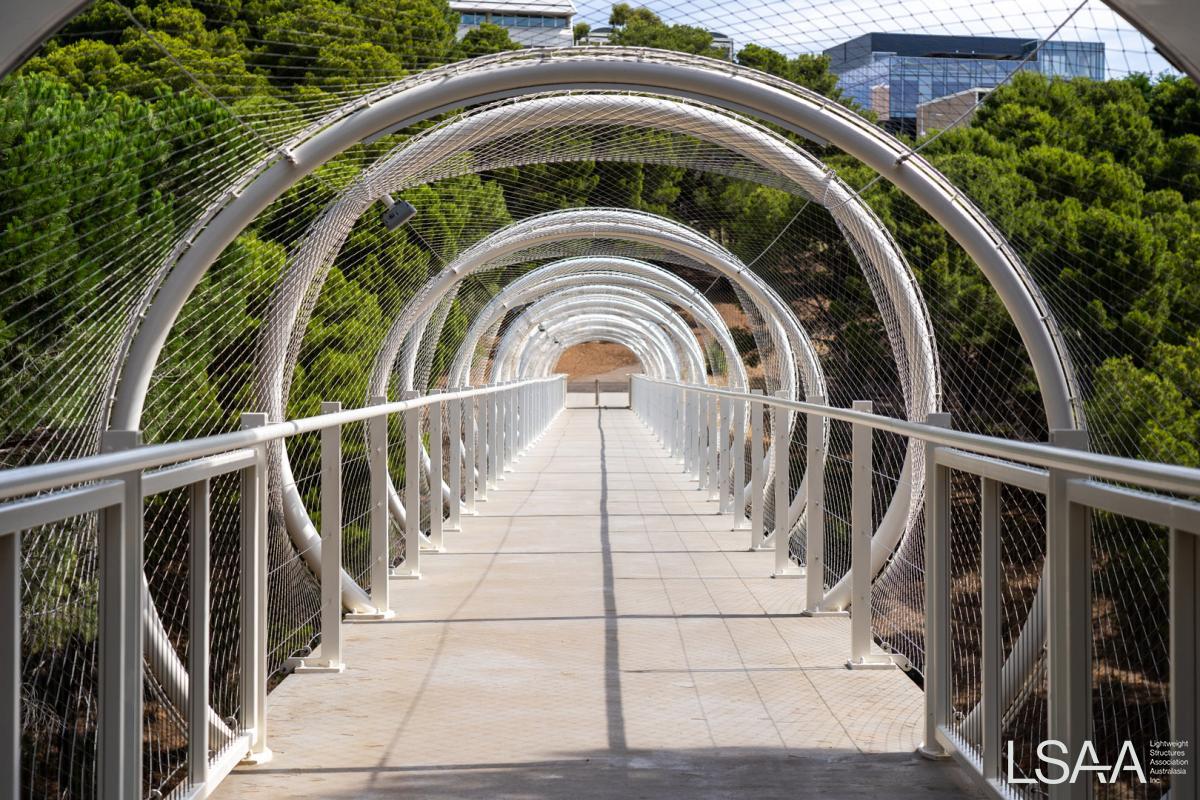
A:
[491,292,708,384]
[100,48,1079,738]
[449,258,748,390]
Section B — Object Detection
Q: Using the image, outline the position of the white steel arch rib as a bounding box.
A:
[253,91,935,431]
[364,209,827,551]
[522,313,685,381]
[492,293,707,383]
[110,51,1076,436]
[96,48,1083,731]
[472,283,724,384]
[448,258,748,391]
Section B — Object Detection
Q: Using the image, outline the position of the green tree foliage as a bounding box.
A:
[606,4,729,59]
[736,44,843,100]
[456,22,521,59]
[3,0,1199,473]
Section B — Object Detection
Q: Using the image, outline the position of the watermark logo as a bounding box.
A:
[1007,740,1148,785]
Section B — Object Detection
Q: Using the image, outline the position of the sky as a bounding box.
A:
[570,0,1176,77]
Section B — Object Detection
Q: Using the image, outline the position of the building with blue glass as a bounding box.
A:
[451,0,575,47]
[825,33,1105,132]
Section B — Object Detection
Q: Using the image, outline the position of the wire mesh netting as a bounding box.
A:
[2,0,1197,796]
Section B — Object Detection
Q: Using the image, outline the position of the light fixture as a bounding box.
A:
[379,193,417,231]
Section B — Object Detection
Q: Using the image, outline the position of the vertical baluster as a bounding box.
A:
[0,526,15,800]
[316,402,345,670]
[718,396,730,511]
[428,401,444,552]
[847,401,893,668]
[0,505,15,800]
[804,396,828,611]
[772,393,801,578]
[403,397,423,578]
[920,412,952,759]
[733,397,747,531]
[368,397,391,608]
[980,477,1001,781]
[464,394,477,513]
[707,395,719,501]
[749,390,765,550]
[98,429,143,799]
[477,392,489,501]
[487,390,499,490]
[448,397,462,532]
[1046,429,1090,800]
[187,479,211,787]
[1170,527,1199,800]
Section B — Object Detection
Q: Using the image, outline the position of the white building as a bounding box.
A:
[451,0,576,48]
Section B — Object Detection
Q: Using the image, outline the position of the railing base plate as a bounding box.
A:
[345,609,395,623]
[845,655,899,671]
[238,746,274,767]
[389,568,421,580]
[287,657,345,674]
[916,743,952,761]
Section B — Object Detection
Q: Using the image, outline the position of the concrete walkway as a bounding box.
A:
[215,408,980,799]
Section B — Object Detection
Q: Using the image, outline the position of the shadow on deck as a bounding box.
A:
[214,408,981,799]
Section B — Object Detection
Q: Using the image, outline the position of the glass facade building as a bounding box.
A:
[825,34,1105,126]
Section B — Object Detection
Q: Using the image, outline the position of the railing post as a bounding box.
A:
[494,386,505,476]
[187,478,211,788]
[368,397,391,611]
[487,389,499,490]
[595,378,600,407]
[0,528,16,800]
[749,390,765,549]
[238,413,271,762]
[516,384,525,453]
[684,390,696,476]
[804,395,829,612]
[401,393,423,578]
[980,476,1001,782]
[1047,428,1090,800]
[477,391,490,500]
[707,395,719,501]
[98,429,143,799]
[772,392,802,578]
[920,411,952,759]
[698,394,709,490]
[846,401,893,669]
[718,397,732,513]
[448,396,462,531]
[1170,527,1199,800]
[464,394,477,513]
[316,402,346,670]
[733,395,747,531]
[428,399,444,552]
[506,383,516,465]
[675,386,687,461]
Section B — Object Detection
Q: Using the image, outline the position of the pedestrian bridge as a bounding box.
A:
[212,403,975,800]
[2,4,1200,799]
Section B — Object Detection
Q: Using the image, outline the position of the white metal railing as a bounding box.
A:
[630,374,1199,800]
[0,375,566,800]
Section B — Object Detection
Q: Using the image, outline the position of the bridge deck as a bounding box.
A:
[215,408,980,799]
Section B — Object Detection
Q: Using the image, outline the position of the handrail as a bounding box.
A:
[632,375,1200,497]
[0,376,563,502]
[3,374,568,800]
[630,373,1200,800]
